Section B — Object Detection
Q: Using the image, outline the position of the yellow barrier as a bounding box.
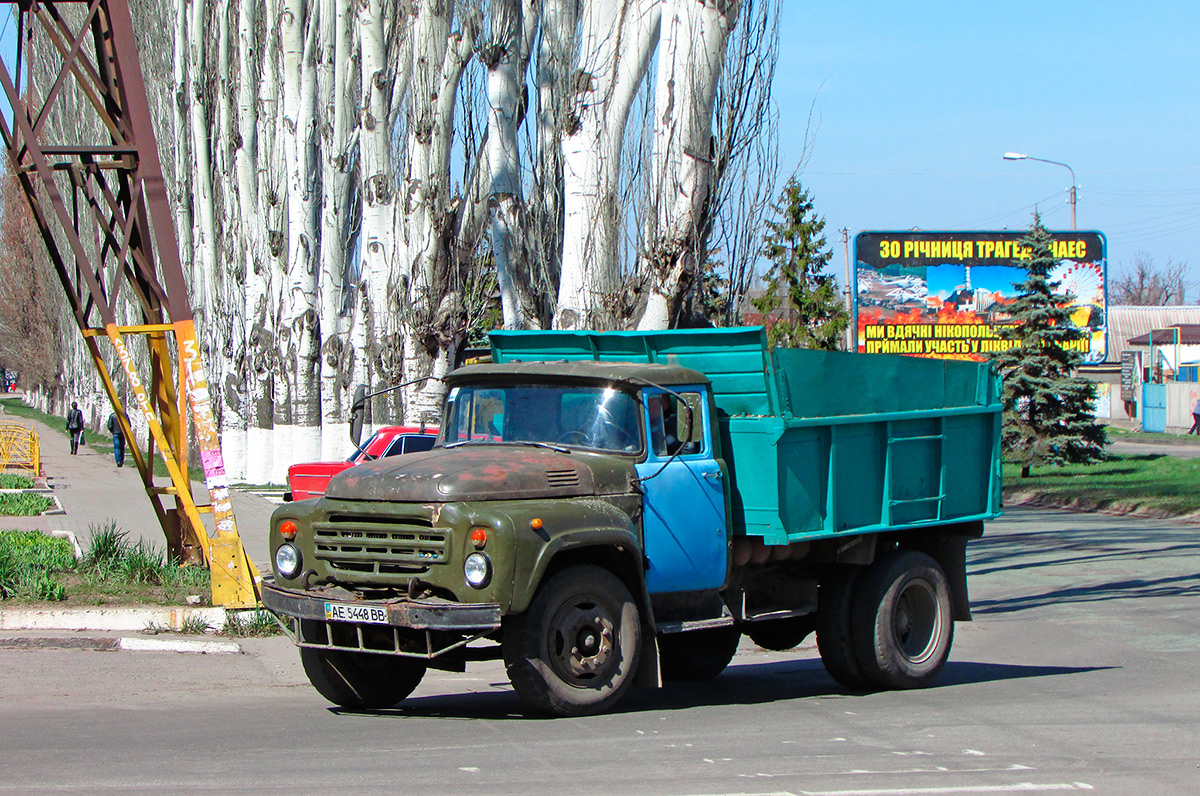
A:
[0,422,40,476]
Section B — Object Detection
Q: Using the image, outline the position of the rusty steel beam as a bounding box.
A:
[0,0,258,607]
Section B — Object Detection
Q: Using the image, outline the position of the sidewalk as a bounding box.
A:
[2,395,284,639]
[0,394,277,565]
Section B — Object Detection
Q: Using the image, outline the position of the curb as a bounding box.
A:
[0,635,242,654]
[0,606,228,632]
[118,636,242,654]
[48,529,84,560]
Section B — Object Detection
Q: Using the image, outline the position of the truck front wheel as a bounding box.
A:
[503,565,642,717]
[300,647,427,709]
[851,550,954,689]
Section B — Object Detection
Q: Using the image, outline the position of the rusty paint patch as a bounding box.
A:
[326,446,597,502]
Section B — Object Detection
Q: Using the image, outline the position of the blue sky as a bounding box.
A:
[4,4,1195,296]
[776,1,1200,294]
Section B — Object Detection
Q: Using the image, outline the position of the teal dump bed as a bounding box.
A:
[491,328,1002,544]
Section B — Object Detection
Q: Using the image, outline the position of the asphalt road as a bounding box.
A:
[1106,439,1200,459]
[2,506,1198,795]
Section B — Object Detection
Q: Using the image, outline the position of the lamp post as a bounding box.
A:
[1003,152,1077,229]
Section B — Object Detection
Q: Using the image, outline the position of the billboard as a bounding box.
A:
[854,231,1108,364]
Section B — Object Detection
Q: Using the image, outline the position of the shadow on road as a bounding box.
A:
[328,655,1109,721]
[971,572,1200,614]
[969,517,1200,578]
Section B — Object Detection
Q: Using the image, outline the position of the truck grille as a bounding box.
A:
[313,512,449,580]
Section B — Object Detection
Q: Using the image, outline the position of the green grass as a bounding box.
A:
[0,530,76,600]
[222,609,284,637]
[0,398,68,436]
[0,474,36,489]
[0,493,54,516]
[0,521,211,605]
[1003,454,1200,516]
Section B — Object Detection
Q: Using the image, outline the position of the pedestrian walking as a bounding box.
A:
[1189,396,1200,436]
[66,401,84,454]
[106,411,125,467]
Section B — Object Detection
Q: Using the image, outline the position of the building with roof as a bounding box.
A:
[1083,306,1200,429]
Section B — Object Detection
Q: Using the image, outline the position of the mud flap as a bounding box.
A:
[633,598,662,688]
[900,524,978,622]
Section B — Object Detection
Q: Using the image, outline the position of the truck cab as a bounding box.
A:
[262,328,1001,716]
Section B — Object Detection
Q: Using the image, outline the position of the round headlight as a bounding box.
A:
[275,543,301,578]
[463,552,491,588]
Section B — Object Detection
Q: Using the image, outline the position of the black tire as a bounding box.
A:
[746,615,815,652]
[503,565,642,717]
[659,625,741,681]
[300,647,427,709]
[851,550,954,689]
[816,567,870,690]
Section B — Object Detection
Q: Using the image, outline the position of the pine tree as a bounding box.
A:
[751,179,848,350]
[992,215,1107,477]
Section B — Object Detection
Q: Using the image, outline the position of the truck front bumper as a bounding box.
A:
[260,578,503,660]
[261,578,503,630]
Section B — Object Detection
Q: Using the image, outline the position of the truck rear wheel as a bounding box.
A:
[851,550,954,689]
[659,625,741,681]
[746,615,815,651]
[503,565,641,717]
[816,568,870,690]
[300,647,427,709]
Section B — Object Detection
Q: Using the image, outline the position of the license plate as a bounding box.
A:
[324,602,389,625]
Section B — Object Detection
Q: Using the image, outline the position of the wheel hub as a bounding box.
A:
[893,578,940,664]
[550,599,615,683]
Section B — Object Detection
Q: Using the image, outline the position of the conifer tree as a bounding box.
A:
[992,215,1107,477]
[751,179,848,349]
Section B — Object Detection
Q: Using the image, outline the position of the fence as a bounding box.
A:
[0,423,40,476]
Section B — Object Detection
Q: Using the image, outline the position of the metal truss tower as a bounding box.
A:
[0,0,258,606]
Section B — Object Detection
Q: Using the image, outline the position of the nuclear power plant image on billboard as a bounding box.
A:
[853,231,1108,363]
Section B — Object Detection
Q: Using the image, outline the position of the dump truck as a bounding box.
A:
[261,327,1002,716]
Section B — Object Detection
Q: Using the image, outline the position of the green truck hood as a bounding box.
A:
[324,445,635,502]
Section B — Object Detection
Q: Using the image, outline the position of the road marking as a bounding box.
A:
[793,783,1094,795]
[670,784,1094,796]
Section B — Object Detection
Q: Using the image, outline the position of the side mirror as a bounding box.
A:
[350,385,367,447]
[678,408,693,445]
[680,393,703,444]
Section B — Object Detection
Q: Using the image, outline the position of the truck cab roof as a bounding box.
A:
[446,359,710,388]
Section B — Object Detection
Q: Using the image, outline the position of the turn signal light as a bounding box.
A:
[530,518,543,530]
[279,520,298,540]
[468,527,488,548]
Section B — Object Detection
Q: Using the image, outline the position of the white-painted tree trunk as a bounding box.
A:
[278,0,322,469]
[315,0,356,459]
[556,0,660,330]
[399,2,478,423]
[638,0,738,330]
[487,0,527,330]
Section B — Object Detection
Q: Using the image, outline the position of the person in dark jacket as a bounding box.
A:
[66,402,84,454]
[106,412,125,466]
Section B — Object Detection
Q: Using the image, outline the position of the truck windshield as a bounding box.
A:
[441,383,642,454]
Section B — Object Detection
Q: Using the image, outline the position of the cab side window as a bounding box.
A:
[646,392,703,458]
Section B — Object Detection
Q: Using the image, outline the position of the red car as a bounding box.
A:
[285,425,438,501]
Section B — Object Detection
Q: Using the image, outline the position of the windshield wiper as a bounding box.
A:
[444,439,484,448]
[515,441,571,453]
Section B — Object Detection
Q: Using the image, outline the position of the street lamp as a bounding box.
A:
[1003,152,1077,229]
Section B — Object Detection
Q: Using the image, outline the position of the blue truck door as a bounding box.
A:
[636,387,728,594]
